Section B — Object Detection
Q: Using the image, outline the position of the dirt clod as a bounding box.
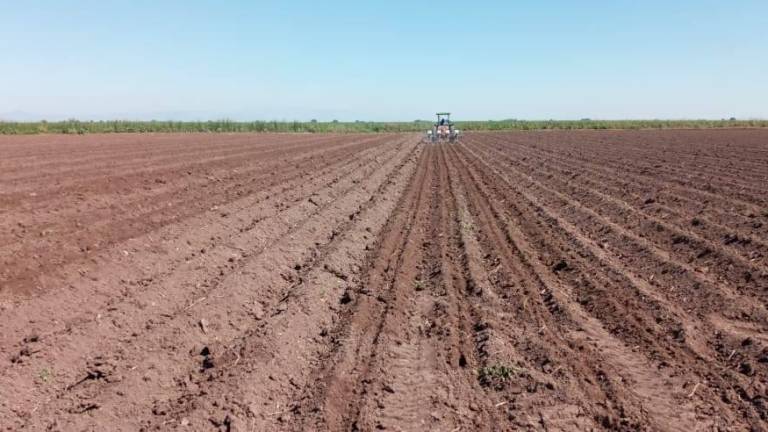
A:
[202,356,215,370]
[199,318,210,334]
[340,290,353,305]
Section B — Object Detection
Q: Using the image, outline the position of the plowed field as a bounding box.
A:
[1,130,767,431]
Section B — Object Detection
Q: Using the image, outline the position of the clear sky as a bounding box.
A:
[1,1,767,121]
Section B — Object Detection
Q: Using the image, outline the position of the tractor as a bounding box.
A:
[426,112,460,143]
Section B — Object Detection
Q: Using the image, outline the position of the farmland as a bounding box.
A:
[1,130,767,431]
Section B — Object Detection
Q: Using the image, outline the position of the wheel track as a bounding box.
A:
[335,144,496,431]
[435,143,504,428]
[284,146,498,430]
[442,143,595,430]
[293,145,434,432]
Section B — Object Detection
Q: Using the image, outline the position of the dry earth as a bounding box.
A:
[1,130,767,431]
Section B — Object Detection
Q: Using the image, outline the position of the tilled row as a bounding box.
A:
[1,136,401,361]
[494,140,768,270]
[0,134,372,216]
[1,135,418,430]
[476,133,767,241]
[449,143,695,429]
[138,137,423,431]
[469,131,768,220]
[0,133,346,184]
[466,135,768,306]
[292,145,495,432]
[0,135,391,295]
[2,130,767,431]
[485,130,768,187]
[450,133,767,430]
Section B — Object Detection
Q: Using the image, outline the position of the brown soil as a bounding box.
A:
[1,130,767,431]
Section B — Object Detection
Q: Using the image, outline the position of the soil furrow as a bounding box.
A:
[454,141,768,429]
[137,138,423,431]
[6,138,418,430]
[491,139,768,265]
[0,136,395,295]
[293,146,434,432]
[0,133,345,184]
[3,130,767,432]
[476,134,768,243]
[475,132,767,217]
[466,139,768,313]
[447,143,695,430]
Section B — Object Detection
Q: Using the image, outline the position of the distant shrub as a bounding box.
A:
[1,119,767,135]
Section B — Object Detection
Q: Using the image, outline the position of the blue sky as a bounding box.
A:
[1,1,766,121]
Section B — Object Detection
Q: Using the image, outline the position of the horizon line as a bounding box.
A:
[2,117,766,123]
